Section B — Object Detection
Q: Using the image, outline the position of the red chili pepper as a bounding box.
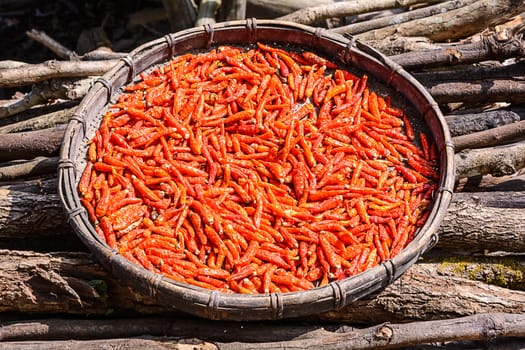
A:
[79,43,439,293]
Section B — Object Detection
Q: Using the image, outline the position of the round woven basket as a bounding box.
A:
[58,19,455,321]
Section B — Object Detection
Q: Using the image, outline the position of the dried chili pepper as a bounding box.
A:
[78,43,439,294]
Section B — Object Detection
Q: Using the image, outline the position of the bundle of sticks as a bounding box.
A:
[0,1,524,349]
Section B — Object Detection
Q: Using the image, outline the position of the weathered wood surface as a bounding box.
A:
[455,141,525,178]
[0,249,524,323]
[1,313,525,350]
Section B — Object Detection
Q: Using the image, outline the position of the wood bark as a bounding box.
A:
[0,60,29,70]
[455,141,525,178]
[355,0,525,42]
[436,191,525,253]
[0,60,116,88]
[452,119,525,151]
[389,25,525,69]
[277,0,440,26]
[455,172,525,192]
[412,62,525,84]
[0,125,65,161]
[0,157,59,181]
[425,79,525,105]
[0,105,76,134]
[0,78,92,118]
[331,0,477,35]
[0,249,523,322]
[445,109,523,137]
[0,339,216,350]
[1,338,525,350]
[366,36,441,56]
[246,0,336,18]
[0,187,66,238]
[1,314,525,350]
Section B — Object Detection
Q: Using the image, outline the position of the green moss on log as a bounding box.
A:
[437,256,525,290]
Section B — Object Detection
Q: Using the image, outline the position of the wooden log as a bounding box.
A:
[277,0,440,26]
[0,157,59,181]
[0,249,523,322]
[1,336,525,350]
[1,314,525,350]
[355,0,525,42]
[0,339,216,350]
[331,0,477,35]
[389,25,525,69]
[455,172,525,192]
[445,109,523,137]
[0,78,92,118]
[436,191,525,253]
[219,313,525,349]
[425,79,525,105]
[412,62,525,84]
[0,186,67,238]
[0,105,75,134]
[0,60,28,70]
[366,36,442,56]
[453,119,525,151]
[455,141,525,178]
[246,0,336,18]
[0,100,77,130]
[0,125,65,161]
[0,60,116,88]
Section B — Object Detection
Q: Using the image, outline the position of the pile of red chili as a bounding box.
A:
[78,42,439,294]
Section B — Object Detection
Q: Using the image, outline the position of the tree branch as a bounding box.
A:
[1,313,524,350]
[332,0,477,35]
[0,78,92,118]
[0,105,76,134]
[356,0,525,42]
[426,79,525,105]
[277,0,440,26]
[25,29,76,60]
[453,119,525,151]
[389,24,525,69]
[0,60,116,88]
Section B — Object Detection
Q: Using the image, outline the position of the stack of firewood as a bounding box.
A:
[0,1,524,349]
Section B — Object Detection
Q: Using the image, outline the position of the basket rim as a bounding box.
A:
[58,18,454,321]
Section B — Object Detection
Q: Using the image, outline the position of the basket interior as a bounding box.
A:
[59,19,454,321]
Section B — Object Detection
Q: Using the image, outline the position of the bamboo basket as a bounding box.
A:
[58,19,455,321]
